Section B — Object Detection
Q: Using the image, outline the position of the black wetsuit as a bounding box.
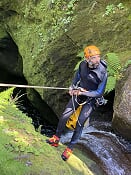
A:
[56,60,107,149]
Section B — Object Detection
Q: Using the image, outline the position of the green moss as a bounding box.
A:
[0,88,99,175]
[0,26,8,38]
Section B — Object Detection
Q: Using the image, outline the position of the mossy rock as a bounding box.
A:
[0,88,101,175]
[0,0,131,118]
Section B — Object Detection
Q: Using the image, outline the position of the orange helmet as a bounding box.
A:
[84,45,100,59]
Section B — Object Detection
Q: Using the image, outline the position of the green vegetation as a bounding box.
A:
[0,88,99,175]
[105,52,122,93]
[105,52,130,93]
[23,0,79,45]
[44,0,79,39]
[103,3,125,16]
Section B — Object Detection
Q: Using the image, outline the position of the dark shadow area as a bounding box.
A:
[0,33,58,135]
[12,88,57,136]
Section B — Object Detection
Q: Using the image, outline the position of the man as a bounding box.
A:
[46,45,107,161]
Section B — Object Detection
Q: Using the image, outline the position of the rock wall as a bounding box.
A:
[0,0,131,121]
[112,65,131,140]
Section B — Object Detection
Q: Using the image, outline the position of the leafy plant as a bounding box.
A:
[106,53,122,76]
[117,3,124,10]
[48,0,79,39]
[105,52,123,93]
[104,4,116,16]
[103,3,125,16]
[0,87,14,102]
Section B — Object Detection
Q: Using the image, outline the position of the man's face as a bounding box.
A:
[86,55,100,68]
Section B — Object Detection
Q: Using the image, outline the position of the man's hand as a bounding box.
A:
[77,88,87,95]
[72,89,80,95]
[69,89,79,96]
[69,87,87,96]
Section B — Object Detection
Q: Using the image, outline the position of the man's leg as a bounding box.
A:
[56,96,79,137]
[61,102,94,160]
[68,102,93,149]
[46,96,79,146]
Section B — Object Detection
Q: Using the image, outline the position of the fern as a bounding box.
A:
[105,52,123,93]
[105,76,116,93]
[0,88,15,106]
[106,53,122,74]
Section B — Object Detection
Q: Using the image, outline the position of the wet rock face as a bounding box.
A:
[0,0,131,118]
[112,65,131,140]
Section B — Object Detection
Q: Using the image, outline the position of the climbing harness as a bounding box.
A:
[66,95,82,130]
[66,87,107,130]
[66,84,92,130]
[95,96,108,106]
[75,94,92,106]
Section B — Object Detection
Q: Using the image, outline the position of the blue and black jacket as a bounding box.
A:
[72,60,107,98]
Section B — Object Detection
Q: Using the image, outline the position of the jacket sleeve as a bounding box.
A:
[80,72,107,98]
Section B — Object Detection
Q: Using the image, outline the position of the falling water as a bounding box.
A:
[60,122,131,175]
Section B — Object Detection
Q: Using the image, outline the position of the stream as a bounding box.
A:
[60,122,131,175]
